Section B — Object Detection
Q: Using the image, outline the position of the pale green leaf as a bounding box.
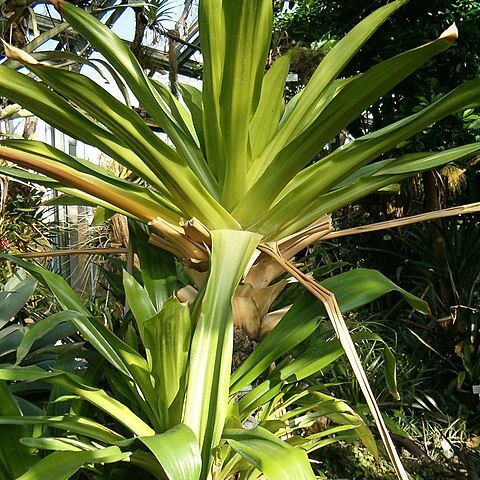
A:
[0,141,179,224]
[237,24,459,227]
[1,256,159,423]
[0,366,154,437]
[276,0,408,144]
[220,0,273,209]
[178,83,206,156]
[249,51,292,159]
[183,230,261,474]
[15,447,130,480]
[223,426,316,480]
[123,270,156,341]
[198,0,225,180]
[0,65,155,186]
[144,298,192,430]
[277,142,480,236]
[139,424,201,480]
[58,2,220,206]
[130,221,177,312]
[0,269,37,328]
[16,310,82,365]
[0,415,125,444]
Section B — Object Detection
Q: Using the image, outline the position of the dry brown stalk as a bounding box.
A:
[258,243,409,480]
[324,202,480,240]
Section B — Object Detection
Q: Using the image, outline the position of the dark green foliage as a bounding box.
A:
[0,181,52,279]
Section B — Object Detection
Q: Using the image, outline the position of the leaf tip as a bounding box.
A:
[440,23,458,42]
[389,389,401,401]
[1,40,40,66]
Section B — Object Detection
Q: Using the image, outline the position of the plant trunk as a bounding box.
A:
[22,116,37,140]
[422,170,453,311]
[168,30,179,98]
[130,8,148,68]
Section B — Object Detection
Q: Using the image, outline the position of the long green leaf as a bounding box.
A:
[321,268,429,314]
[2,256,160,424]
[2,139,173,201]
[58,1,221,206]
[20,437,93,452]
[223,426,316,480]
[15,447,130,480]
[130,221,177,312]
[0,381,37,478]
[277,142,480,236]
[0,269,37,328]
[178,84,206,156]
[220,0,273,209]
[183,230,261,475]
[0,64,165,192]
[24,63,226,224]
[0,142,180,224]
[298,390,378,456]
[149,79,202,156]
[235,24,458,227]
[0,367,154,437]
[249,51,292,159]
[0,164,167,223]
[198,0,225,180]
[123,270,156,342]
[16,311,88,365]
[237,332,382,418]
[274,0,408,146]
[0,415,125,444]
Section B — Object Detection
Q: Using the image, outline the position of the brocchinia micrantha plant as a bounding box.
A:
[0,0,479,478]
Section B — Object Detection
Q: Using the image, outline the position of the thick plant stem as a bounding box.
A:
[183,229,261,477]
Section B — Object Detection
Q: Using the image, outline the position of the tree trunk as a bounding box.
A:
[168,30,179,98]
[422,169,452,310]
[130,8,148,68]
